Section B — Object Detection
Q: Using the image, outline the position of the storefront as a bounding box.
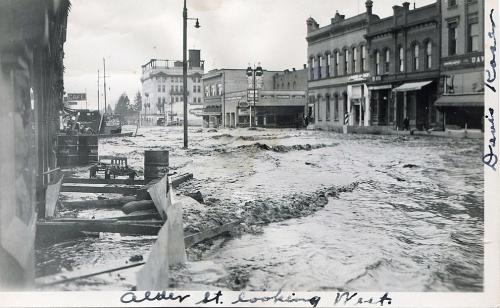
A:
[368,84,392,126]
[392,80,437,130]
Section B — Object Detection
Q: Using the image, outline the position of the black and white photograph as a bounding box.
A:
[0,0,498,306]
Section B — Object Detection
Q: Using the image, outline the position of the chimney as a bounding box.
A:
[365,0,373,15]
[402,2,410,10]
[293,68,296,71]
[306,17,319,32]
[303,64,307,69]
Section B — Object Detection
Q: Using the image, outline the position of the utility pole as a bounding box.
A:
[97,69,100,113]
[103,58,107,114]
[183,0,188,148]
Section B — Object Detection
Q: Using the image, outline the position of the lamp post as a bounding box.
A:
[246,63,263,127]
[183,0,200,148]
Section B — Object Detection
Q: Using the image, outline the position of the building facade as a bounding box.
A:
[140,49,204,126]
[202,67,307,128]
[306,1,379,131]
[435,0,484,129]
[366,2,441,131]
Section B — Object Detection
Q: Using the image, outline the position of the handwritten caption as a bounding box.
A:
[119,290,393,307]
[484,8,498,170]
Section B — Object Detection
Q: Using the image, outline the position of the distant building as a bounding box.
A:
[202,67,307,128]
[140,49,204,126]
[306,1,379,131]
[435,0,484,129]
[366,1,441,130]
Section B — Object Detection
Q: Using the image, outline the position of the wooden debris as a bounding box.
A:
[121,200,155,214]
[63,177,145,185]
[114,210,161,221]
[61,185,140,194]
[45,175,64,218]
[62,196,137,209]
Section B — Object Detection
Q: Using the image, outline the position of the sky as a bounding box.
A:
[64,0,435,111]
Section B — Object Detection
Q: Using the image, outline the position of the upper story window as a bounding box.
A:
[426,41,432,69]
[217,83,223,95]
[398,46,405,72]
[375,51,380,75]
[448,0,457,7]
[325,54,330,77]
[448,22,457,55]
[344,50,349,75]
[413,44,419,71]
[468,20,479,52]
[335,52,340,76]
[361,46,367,72]
[353,48,358,73]
[310,58,315,80]
[293,81,296,89]
[318,56,322,79]
[385,49,390,73]
[287,82,290,89]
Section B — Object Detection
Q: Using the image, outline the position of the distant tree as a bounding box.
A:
[114,93,131,115]
[133,91,142,112]
[106,104,113,114]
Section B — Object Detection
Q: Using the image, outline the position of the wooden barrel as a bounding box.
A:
[144,150,169,183]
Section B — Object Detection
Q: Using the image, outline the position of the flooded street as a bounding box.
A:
[36,126,483,292]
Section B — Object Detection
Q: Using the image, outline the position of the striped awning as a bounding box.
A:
[393,80,433,92]
[434,94,484,107]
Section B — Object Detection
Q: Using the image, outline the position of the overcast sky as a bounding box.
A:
[64,0,435,110]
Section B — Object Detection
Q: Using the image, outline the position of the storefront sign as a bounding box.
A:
[238,108,250,116]
[66,93,87,101]
[442,54,484,68]
[239,101,250,108]
[348,73,369,82]
[276,95,290,99]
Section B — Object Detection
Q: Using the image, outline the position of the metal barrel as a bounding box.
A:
[144,150,169,183]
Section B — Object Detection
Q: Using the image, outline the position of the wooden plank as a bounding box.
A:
[63,178,145,185]
[184,221,240,248]
[45,175,64,218]
[60,185,140,194]
[62,196,137,209]
[113,210,161,221]
[171,173,193,189]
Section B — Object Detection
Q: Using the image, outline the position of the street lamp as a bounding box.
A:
[183,0,200,148]
[246,63,263,127]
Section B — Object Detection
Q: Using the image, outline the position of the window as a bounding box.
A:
[375,51,380,75]
[353,48,358,73]
[334,95,339,120]
[426,41,432,69]
[318,56,322,79]
[310,58,315,79]
[197,85,201,92]
[157,85,161,92]
[287,82,290,89]
[293,81,296,89]
[326,95,331,120]
[317,98,322,121]
[468,21,479,52]
[193,85,196,92]
[335,52,340,76]
[325,54,330,77]
[171,85,174,92]
[217,83,223,95]
[344,50,349,74]
[175,97,179,102]
[361,46,366,72]
[175,85,179,92]
[413,44,419,71]
[448,0,457,7]
[204,86,209,97]
[162,85,166,92]
[399,46,405,72]
[448,22,457,55]
[385,49,390,73]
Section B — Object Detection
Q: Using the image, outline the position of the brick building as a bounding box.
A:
[435,0,484,129]
[140,50,204,126]
[365,2,441,130]
[202,67,307,128]
[306,1,379,131]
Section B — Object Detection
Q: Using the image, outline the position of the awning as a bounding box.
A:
[434,94,484,107]
[393,80,433,92]
[368,84,392,90]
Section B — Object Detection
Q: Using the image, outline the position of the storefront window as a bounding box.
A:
[445,71,484,94]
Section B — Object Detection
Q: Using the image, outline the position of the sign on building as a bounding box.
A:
[66,93,87,101]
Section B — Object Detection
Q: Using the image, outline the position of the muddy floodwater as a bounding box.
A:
[36,126,483,292]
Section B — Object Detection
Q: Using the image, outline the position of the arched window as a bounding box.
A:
[325,54,331,77]
[344,49,349,74]
[353,47,358,73]
[398,46,405,72]
[287,82,290,89]
[335,51,340,76]
[361,46,367,71]
[375,51,380,75]
[385,49,390,73]
[310,58,315,80]
[293,81,296,89]
[318,55,322,78]
[426,41,432,69]
[413,44,419,71]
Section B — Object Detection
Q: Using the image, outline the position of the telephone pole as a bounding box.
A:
[103,58,107,114]
[97,69,100,113]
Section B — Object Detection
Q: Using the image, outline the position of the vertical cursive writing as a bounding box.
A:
[483,108,497,170]
[486,9,497,92]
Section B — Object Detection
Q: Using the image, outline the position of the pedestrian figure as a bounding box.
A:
[403,117,410,131]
